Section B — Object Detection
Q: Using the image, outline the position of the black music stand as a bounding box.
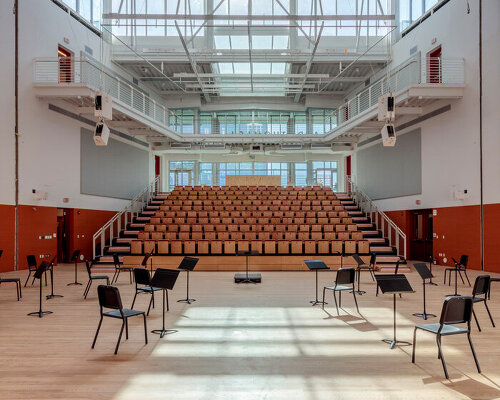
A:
[177,257,199,304]
[352,254,367,295]
[335,251,344,268]
[67,250,82,286]
[46,256,63,300]
[412,263,436,320]
[150,268,180,338]
[28,261,53,318]
[376,275,415,349]
[234,250,261,284]
[141,249,155,274]
[426,256,438,286]
[304,260,330,306]
[447,257,462,296]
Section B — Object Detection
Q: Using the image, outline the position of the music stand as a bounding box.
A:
[351,254,368,295]
[67,250,82,286]
[376,275,415,349]
[426,256,438,286]
[150,268,180,338]
[412,263,436,320]
[28,261,53,318]
[304,260,330,306]
[177,257,199,304]
[446,257,463,296]
[46,256,63,300]
[334,251,344,268]
[234,250,261,284]
[141,249,155,274]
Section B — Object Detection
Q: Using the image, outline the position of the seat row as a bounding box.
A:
[143,223,358,233]
[161,199,341,206]
[137,230,363,241]
[166,195,338,201]
[173,185,333,192]
[153,210,351,218]
[130,239,370,255]
[157,205,349,213]
[148,217,354,226]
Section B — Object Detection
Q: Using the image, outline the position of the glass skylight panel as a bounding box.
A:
[253,63,272,74]
[218,63,234,74]
[273,36,289,49]
[271,63,286,74]
[215,35,231,49]
[252,35,273,50]
[230,36,249,50]
[233,63,251,74]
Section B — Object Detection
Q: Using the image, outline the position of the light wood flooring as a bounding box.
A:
[0,263,499,399]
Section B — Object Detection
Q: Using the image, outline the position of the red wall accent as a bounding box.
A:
[484,203,500,273]
[385,210,412,258]
[0,205,15,272]
[345,155,351,177]
[18,205,58,270]
[66,208,117,262]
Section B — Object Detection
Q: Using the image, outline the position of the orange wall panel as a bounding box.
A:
[483,203,500,273]
[0,205,15,272]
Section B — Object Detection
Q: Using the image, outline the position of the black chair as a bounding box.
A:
[91,285,148,354]
[412,296,481,379]
[471,275,495,332]
[111,254,133,284]
[83,261,110,299]
[131,268,162,315]
[357,253,376,281]
[322,268,359,314]
[444,255,470,287]
[488,277,500,300]
[25,254,44,287]
[0,251,22,301]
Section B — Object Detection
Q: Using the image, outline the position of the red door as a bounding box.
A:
[427,46,442,83]
[58,45,73,83]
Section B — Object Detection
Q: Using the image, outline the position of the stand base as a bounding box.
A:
[310,300,328,306]
[152,328,178,338]
[426,281,438,286]
[177,298,196,304]
[351,290,366,295]
[46,294,64,299]
[67,282,82,286]
[412,312,437,320]
[28,310,53,318]
[382,339,412,349]
[234,273,261,283]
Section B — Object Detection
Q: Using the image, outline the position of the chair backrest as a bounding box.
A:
[113,253,121,267]
[472,275,490,297]
[336,268,355,286]
[97,285,123,311]
[134,268,152,286]
[440,296,473,325]
[85,260,92,277]
[27,254,37,269]
[459,254,469,269]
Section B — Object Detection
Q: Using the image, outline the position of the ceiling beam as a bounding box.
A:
[171,73,332,79]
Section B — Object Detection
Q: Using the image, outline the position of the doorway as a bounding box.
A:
[56,208,70,263]
[170,170,192,187]
[410,209,433,261]
[58,45,73,83]
[427,46,442,83]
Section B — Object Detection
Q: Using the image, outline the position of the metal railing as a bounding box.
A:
[330,56,464,127]
[92,176,161,259]
[345,176,407,260]
[33,57,180,128]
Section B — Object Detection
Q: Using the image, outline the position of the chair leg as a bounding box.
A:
[92,316,103,349]
[152,290,155,309]
[129,270,132,284]
[339,290,342,308]
[111,270,118,284]
[457,270,465,285]
[143,313,148,345]
[443,270,446,285]
[467,332,481,373]
[166,289,169,312]
[369,268,375,281]
[464,271,471,287]
[125,318,129,340]
[322,287,326,309]
[352,290,359,313]
[472,309,481,332]
[484,302,495,327]
[84,280,92,299]
[436,335,449,379]
[24,270,31,288]
[131,291,138,309]
[376,283,379,296]
[412,328,417,363]
[115,270,121,283]
[333,290,339,315]
[106,277,110,285]
[114,321,125,355]
[147,293,154,315]
[16,282,20,301]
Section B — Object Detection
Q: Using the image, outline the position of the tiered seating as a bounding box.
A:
[129,185,370,256]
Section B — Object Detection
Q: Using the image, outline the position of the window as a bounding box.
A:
[400,0,443,32]
[169,161,195,187]
[312,161,338,190]
[199,163,213,186]
[62,0,100,28]
[295,163,307,187]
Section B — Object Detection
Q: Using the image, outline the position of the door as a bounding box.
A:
[169,171,192,187]
[315,168,337,191]
[58,45,73,83]
[427,46,442,83]
[56,208,70,263]
[410,209,433,261]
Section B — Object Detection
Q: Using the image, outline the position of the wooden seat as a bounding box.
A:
[170,241,183,254]
[277,241,289,254]
[211,241,223,254]
[224,240,236,254]
[197,240,210,254]
[130,240,142,254]
[237,240,250,253]
[291,240,303,254]
[157,241,169,254]
[184,240,196,254]
[250,240,263,254]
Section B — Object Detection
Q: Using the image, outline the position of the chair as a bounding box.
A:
[0,251,22,300]
[91,285,148,354]
[322,268,359,314]
[471,275,495,331]
[111,254,133,284]
[357,253,376,281]
[131,268,162,315]
[83,260,110,299]
[444,255,470,287]
[24,254,40,287]
[412,296,481,379]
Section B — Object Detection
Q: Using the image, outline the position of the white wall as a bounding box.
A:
[356,0,500,211]
[0,0,154,212]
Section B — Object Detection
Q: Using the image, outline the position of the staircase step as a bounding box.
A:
[357,223,374,229]
[129,223,146,228]
[367,237,386,243]
[348,211,364,216]
[375,255,403,264]
[370,246,395,255]
[150,200,164,205]
[145,206,160,211]
[378,265,411,274]
[106,246,130,253]
[352,217,369,222]
[362,230,381,237]
[142,210,156,215]
[116,238,133,244]
[123,230,139,236]
[343,205,360,210]
[98,255,123,263]
[135,216,151,222]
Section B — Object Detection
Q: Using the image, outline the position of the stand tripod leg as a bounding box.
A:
[413,280,436,320]
[67,261,82,286]
[28,279,53,318]
[178,270,196,303]
[310,270,327,306]
[382,294,411,348]
[152,290,177,338]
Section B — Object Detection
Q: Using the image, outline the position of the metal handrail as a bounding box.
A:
[345,175,407,260]
[92,176,161,259]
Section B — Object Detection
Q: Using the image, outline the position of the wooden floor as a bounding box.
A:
[0,263,499,399]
